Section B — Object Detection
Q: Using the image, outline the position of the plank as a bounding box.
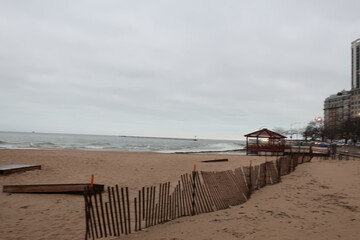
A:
[3,183,104,194]
[0,164,41,175]
[201,159,228,163]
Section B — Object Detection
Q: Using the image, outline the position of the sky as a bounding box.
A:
[0,0,359,139]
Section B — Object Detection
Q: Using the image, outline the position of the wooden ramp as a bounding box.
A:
[0,164,41,175]
[3,183,104,194]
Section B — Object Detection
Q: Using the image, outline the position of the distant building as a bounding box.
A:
[323,38,360,138]
[324,90,351,137]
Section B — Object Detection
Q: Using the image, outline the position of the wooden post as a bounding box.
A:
[142,187,145,221]
[138,190,141,230]
[134,197,138,231]
[191,171,196,216]
[276,159,281,182]
[246,137,248,155]
[248,162,252,198]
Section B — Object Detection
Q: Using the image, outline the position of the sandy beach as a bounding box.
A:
[0,149,359,240]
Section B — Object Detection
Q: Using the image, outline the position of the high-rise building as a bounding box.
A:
[324,38,360,138]
[351,38,360,89]
[350,39,360,118]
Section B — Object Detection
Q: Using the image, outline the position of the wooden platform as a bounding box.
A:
[3,183,104,194]
[0,164,41,175]
[201,158,228,163]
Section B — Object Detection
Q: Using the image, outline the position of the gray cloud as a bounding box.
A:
[1,0,359,138]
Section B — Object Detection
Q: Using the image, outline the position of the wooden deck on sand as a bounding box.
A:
[3,183,104,194]
[0,164,41,175]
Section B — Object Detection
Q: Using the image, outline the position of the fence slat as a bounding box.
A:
[111,187,120,236]
[121,187,128,235]
[115,185,124,234]
[93,189,103,238]
[126,187,131,234]
[142,187,145,221]
[107,187,115,237]
[207,171,228,209]
[134,197,138,231]
[234,168,249,201]
[177,180,184,217]
[165,182,170,221]
[151,186,156,226]
[98,191,107,238]
[156,184,161,224]
[194,172,211,213]
[84,190,95,239]
[181,174,191,215]
[138,190,141,231]
[105,202,111,236]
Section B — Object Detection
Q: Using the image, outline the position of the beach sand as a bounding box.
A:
[0,149,359,240]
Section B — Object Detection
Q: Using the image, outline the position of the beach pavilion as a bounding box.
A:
[244,128,287,156]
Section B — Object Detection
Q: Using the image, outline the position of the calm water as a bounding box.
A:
[0,132,246,154]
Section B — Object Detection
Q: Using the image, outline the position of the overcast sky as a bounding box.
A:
[0,0,359,139]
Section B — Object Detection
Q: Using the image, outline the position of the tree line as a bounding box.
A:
[273,117,360,143]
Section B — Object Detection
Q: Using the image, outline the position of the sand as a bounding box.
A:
[0,149,359,240]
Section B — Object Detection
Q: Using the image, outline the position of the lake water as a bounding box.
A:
[0,131,246,154]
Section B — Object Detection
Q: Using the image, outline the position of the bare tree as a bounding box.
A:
[302,121,324,141]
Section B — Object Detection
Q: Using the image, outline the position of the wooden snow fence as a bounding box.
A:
[84,154,312,239]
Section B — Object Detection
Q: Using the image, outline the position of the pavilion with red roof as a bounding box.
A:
[244,128,287,156]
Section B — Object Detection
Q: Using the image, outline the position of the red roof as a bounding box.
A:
[244,128,287,139]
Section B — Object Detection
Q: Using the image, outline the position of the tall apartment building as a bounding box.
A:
[350,38,360,118]
[324,38,360,138]
[351,38,360,89]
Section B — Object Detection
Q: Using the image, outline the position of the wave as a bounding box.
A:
[89,142,111,146]
[158,142,245,154]
[0,141,59,150]
[172,148,246,154]
[31,141,56,146]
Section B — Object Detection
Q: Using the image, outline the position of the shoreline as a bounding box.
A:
[1,149,359,239]
[0,148,247,156]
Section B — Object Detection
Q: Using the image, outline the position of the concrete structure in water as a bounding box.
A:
[323,38,360,138]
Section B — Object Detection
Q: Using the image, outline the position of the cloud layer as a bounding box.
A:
[1,0,359,139]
